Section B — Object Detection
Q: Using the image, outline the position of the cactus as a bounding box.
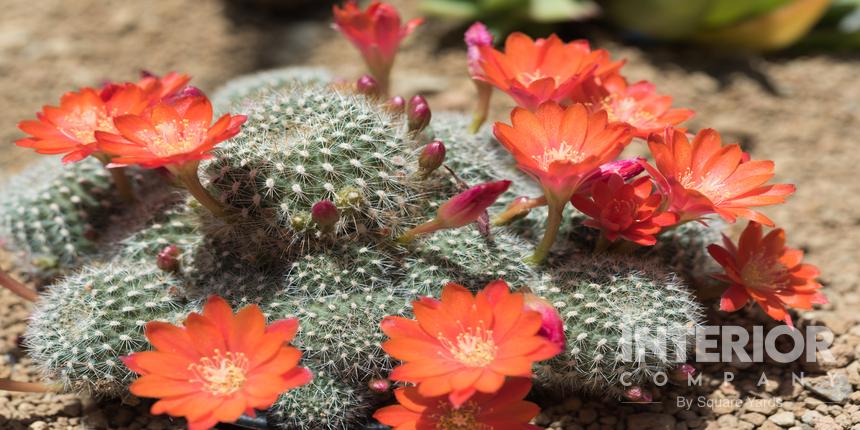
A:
[201,82,426,259]
[0,158,152,281]
[532,255,702,397]
[24,264,187,396]
[269,373,382,430]
[211,67,334,114]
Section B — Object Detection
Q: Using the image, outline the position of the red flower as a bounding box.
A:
[122,296,312,430]
[644,128,795,226]
[574,77,694,138]
[381,281,560,407]
[571,174,678,246]
[707,222,827,327]
[138,71,192,104]
[16,84,149,163]
[95,95,245,169]
[493,101,632,263]
[374,378,541,430]
[333,1,423,92]
[477,33,622,110]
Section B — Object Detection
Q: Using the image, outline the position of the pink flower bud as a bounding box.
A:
[464,22,493,79]
[368,378,391,393]
[399,180,511,242]
[387,95,406,113]
[576,157,646,198]
[311,199,339,232]
[407,102,431,133]
[437,180,511,229]
[623,386,653,403]
[163,86,206,105]
[670,363,696,382]
[522,293,565,350]
[356,74,379,97]
[418,140,446,177]
[157,245,181,272]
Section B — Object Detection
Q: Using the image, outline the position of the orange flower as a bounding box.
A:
[571,174,678,246]
[122,296,312,430]
[333,1,423,94]
[16,84,149,163]
[95,95,245,169]
[477,33,623,109]
[707,222,827,327]
[381,281,560,408]
[644,128,795,226]
[573,76,694,138]
[374,378,541,430]
[138,71,192,104]
[493,102,632,263]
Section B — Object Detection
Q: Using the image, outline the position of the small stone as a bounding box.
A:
[564,397,583,412]
[741,412,767,425]
[759,420,783,430]
[578,408,598,424]
[771,411,797,426]
[716,414,738,428]
[627,413,676,430]
[802,372,853,404]
[744,398,779,415]
[61,401,81,416]
[802,410,823,424]
[28,422,47,430]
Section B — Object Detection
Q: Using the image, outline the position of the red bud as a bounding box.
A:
[623,386,653,403]
[356,74,379,97]
[156,245,181,272]
[408,102,431,133]
[418,140,446,177]
[386,96,406,113]
[311,200,339,233]
[522,293,566,351]
[368,378,391,393]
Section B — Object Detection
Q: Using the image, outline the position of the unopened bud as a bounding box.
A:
[670,363,696,382]
[157,245,181,272]
[623,386,653,403]
[356,75,379,97]
[407,95,431,132]
[386,96,406,114]
[522,293,565,350]
[367,378,391,393]
[311,200,339,233]
[163,86,205,105]
[577,157,645,197]
[418,140,446,178]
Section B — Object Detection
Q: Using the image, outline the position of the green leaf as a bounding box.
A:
[420,0,481,19]
[530,0,599,21]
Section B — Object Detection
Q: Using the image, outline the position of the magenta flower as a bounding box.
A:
[522,293,566,351]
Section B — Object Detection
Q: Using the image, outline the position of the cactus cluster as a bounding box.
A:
[15,68,716,429]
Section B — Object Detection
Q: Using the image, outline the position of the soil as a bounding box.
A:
[1,0,859,429]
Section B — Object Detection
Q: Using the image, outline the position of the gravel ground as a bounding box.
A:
[1,0,859,428]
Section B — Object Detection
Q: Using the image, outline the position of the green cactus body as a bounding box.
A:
[533,255,702,397]
[652,217,726,289]
[211,67,334,114]
[202,83,425,259]
[269,373,381,430]
[25,264,187,396]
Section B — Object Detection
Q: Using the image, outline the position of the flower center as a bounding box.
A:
[601,95,654,127]
[62,107,115,144]
[188,350,249,396]
[439,327,498,368]
[532,141,584,170]
[677,168,730,204]
[741,255,790,291]
[519,70,558,86]
[148,119,208,157]
[434,401,489,430]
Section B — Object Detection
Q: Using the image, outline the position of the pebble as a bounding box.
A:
[740,412,767,425]
[802,372,853,403]
[627,413,676,430]
[771,411,797,426]
[744,398,779,415]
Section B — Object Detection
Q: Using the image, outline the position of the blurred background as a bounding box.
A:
[0,0,858,428]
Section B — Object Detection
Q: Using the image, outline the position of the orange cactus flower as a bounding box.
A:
[121,296,312,430]
[571,174,678,246]
[707,222,827,327]
[574,77,694,138]
[373,378,541,430]
[644,128,795,226]
[493,102,632,263]
[333,1,423,94]
[477,33,623,110]
[16,84,149,163]
[96,95,245,217]
[381,281,560,408]
[138,71,192,103]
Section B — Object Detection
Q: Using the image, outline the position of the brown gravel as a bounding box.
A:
[1,0,859,428]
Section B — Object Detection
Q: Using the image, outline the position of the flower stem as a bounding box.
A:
[93,153,135,203]
[525,200,564,266]
[0,269,37,302]
[469,83,493,134]
[175,164,227,219]
[397,219,444,244]
[493,196,547,226]
[594,233,610,254]
[0,378,58,393]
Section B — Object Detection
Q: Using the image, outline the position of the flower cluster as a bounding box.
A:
[16,72,246,217]
[374,281,561,429]
[467,28,823,322]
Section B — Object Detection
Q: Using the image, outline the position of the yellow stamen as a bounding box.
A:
[439,326,497,368]
[188,350,249,396]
